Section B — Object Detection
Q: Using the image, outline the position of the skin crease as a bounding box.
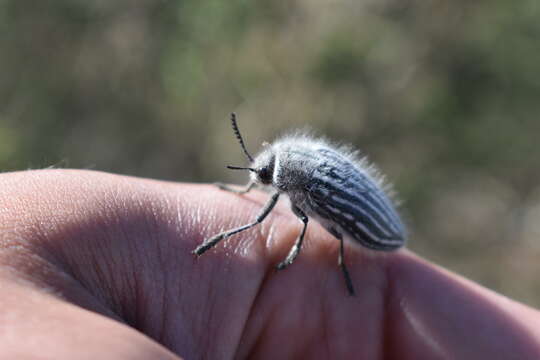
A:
[0,170,540,359]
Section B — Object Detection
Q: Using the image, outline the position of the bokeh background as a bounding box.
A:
[1,1,540,305]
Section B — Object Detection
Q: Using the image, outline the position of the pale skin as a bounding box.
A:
[1,170,540,359]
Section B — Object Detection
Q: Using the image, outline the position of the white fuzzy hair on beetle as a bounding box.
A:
[193,113,406,295]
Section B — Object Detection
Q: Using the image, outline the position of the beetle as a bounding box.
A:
[193,113,406,295]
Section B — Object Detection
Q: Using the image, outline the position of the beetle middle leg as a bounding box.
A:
[276,205,308,270]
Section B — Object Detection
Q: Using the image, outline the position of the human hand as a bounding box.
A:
[1,170,539,359]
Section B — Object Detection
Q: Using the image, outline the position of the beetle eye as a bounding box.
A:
[258,167,271,184]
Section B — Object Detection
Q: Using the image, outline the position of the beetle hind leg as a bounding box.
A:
[329,227,355,296]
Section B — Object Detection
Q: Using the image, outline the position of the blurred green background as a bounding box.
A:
[1,1,540,305]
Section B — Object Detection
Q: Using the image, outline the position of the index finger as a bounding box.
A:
[386,251,540,359]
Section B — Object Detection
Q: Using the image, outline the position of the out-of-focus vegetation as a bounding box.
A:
[1,1,540,304]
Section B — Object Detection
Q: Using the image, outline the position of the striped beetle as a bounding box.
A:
[193,113,406,295]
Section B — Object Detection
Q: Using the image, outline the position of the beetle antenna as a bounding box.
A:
[227,165,256,172]
[230,112,254,163]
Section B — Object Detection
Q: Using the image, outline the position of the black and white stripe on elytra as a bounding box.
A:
[310,183,403,249]
[309,178,401,238]
[310,198,400,251]
[194,113,407,296]
[314,149,404,234]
